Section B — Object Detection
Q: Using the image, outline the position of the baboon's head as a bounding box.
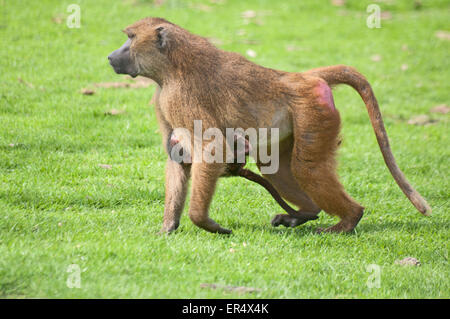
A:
[108,17,175,81]
[108,17,216,84]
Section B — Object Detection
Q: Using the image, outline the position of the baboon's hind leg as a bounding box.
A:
[289,78,364,233]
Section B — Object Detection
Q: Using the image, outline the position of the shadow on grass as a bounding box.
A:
[0,138,157,154]
[0,188,164,211]
[225,220,327,236]
[224,217,445,236]
[356,219,447,234]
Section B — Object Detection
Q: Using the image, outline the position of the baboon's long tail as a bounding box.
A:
[305,65,431,216]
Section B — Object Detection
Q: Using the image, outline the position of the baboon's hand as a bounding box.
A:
[158,223,179,235]
[271,214,318,228]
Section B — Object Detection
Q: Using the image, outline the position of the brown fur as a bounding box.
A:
[121,17,431,234]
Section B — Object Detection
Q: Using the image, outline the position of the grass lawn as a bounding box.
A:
[0,0,449,298]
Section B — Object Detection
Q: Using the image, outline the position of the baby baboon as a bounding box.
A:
[108,17,431,234]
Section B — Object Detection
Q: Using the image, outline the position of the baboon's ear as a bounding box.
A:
[156,26,168,49]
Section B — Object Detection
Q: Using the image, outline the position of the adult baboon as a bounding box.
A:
[108,17,431,234]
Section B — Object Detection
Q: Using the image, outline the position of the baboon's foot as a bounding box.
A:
[159,221,180,234]
[317,210,363,234]
[271,214,317,228]
[190,216,232,234]
[215,227,232,234]
[158,222,180,235]
[198,223,232,234]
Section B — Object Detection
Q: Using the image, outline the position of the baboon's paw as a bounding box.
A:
[316,209,363,234]
[157,229,172,236]
[316,222,354,234]
[271,214,303,228]
[158,223,180,235]
[271,214,284,227]
[216,227,232,235]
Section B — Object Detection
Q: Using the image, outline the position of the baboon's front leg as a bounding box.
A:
[188,162,232,234]
[160,159,191,234]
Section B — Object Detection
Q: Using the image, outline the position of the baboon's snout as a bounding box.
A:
[108,38,138,78]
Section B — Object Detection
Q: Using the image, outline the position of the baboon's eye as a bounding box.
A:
[128,33,135,39]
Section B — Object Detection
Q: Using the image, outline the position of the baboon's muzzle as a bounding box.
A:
[108,38,138,77]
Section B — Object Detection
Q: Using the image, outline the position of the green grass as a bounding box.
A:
[0,0,449,298]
